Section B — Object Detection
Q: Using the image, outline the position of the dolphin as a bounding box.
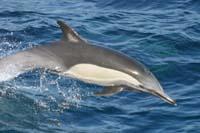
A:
[0,20,176,105]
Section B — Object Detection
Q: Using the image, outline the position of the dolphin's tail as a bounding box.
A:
[0,51,32,81]
[0,46,64,82]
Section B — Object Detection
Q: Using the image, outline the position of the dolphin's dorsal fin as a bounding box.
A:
[57,20,85,43]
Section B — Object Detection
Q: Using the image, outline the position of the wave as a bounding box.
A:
[0,11,46,18]
[94,0,200,12]
[95,0,176,10]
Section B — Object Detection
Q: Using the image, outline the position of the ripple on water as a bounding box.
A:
[0,0,200,132]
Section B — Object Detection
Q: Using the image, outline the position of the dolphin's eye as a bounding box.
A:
[143,69,151,76]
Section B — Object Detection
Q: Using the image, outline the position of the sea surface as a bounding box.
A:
[0,0,200,132]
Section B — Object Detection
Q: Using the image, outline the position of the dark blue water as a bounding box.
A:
[0,0,200,132]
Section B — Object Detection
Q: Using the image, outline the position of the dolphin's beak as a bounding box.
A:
[135,71,176,105]
[138,85,176,105]
[151,89,176,105]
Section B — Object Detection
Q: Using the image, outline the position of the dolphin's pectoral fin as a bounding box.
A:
[57,20,86,43]
[94,86,124,96]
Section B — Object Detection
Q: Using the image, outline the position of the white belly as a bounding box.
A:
[64,64,141,87]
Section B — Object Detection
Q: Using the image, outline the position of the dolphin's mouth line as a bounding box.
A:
[138,85,176,105]
[151,90,176,105]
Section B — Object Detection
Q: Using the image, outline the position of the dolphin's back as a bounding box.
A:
[42,40,148,79]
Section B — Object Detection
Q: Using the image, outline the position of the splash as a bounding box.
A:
[0,32,84,113]
[0,70,83,111]
[36,70,83,111]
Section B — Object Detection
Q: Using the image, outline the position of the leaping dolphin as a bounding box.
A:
[0,20,176,105]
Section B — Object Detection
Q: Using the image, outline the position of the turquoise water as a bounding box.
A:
[0,0,200,132]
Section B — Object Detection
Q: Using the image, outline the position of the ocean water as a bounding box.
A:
[0,0,200,132]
